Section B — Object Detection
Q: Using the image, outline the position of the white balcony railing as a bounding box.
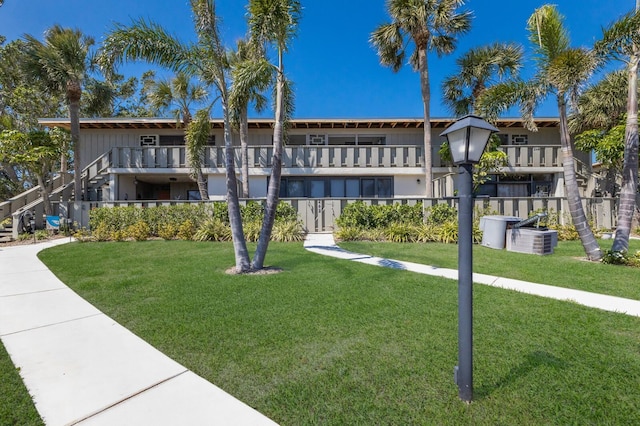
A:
[102,144,564,170]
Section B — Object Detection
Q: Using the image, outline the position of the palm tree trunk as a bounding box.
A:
[418,46,433,198]
[612,24,639,252]
[222,99,251,272]
[68,83,82,202]
[196,166,209,200]
[239,109,250,198]
[558,96,602,261]
[252,55,284,270]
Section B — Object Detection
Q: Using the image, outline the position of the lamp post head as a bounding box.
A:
[440,115,499,165]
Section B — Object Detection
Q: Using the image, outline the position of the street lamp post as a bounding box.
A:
[440,115,498,403]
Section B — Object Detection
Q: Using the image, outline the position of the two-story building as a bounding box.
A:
[37,116,586,203]
[2,115,609,239]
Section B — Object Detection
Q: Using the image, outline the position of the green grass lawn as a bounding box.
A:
[341,239,640,300]
[31,240,640,425]
[0,340,44,426]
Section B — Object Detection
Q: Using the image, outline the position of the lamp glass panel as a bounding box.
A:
[447,128,469,164]
[467,128,492,163]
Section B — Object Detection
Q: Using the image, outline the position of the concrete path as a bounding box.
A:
[0,239,277,426]
[304,233,640,317]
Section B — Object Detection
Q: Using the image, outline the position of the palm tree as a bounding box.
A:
[442,42,523,116]
[530,5,602,260]
[100,0,252,272]
[371,0,472,198]
[22,25,94,201]
[148,72,209,199]
[594,6,640,253]
[247,0,301,271]
[481,5,602,261]
[229,38,270,198]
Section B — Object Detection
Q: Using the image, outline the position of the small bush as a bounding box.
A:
[34,230,50,241]
[126,221,150,241]
[437,221,459,244]
[176,220,196,241]
[384,223,417,243]
[243,220,262,242]
[602,249,629,265]
[335,227,366,241]
[416,224,439,243]
[194,218,231,242]
[272,220,305,242]
[425,203,457,225]
[92,222,111,242]
[111,229,127,242]
[158,223,179,240]
[73,228,93,242]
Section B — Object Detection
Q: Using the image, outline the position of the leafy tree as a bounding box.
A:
[371,0,472,197]
[480,4,602,261]
[100,0,253,271]
[229,38,270,198]
[148,71,210,198]
[0,128,69,214]
[594,7,640,252]
[246,0,301,270]
[22,25,95,200]
[442,42,523,116]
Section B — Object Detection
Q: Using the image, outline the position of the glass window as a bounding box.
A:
[310,180,325,198]
[362,179,375,197]
[331,179,345,197]
[346,179,360,197]
[288,179,305,197]
[377,178,392,197]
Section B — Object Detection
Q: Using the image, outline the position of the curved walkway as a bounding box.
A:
[304,233,640,318]
[0,240,277,426]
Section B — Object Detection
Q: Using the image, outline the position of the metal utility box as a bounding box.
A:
[479,215,522,249]
[506,228,558,255]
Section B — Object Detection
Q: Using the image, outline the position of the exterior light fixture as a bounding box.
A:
[440,114,498,403]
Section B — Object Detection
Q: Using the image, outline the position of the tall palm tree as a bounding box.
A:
[442,42,523,116]
[370,0,472,197]
[229,38,270,198]
[247,0,301,271]
[100,0,252,272]
[481,4,602,261]
[148,72,210,199]
[22,25,94,201]
[529,5,602,260]
[594,6,640,252]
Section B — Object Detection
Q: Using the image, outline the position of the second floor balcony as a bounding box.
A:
[100,144,565,171]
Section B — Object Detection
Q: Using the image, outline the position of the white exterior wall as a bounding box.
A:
[394,175,427,198]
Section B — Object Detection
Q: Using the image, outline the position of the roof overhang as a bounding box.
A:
[38,117,560,131]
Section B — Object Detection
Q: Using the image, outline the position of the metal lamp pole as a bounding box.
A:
[456,161,474,402]
[440,115,498,403]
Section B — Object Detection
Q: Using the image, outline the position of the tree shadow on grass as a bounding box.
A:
[475,351,568,400]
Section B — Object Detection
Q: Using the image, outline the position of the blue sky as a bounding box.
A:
[0,0,634,119]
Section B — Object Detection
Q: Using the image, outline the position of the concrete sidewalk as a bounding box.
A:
[0,240,278,426]
[304,233,640,318]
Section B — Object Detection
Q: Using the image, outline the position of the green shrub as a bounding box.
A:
[241,201,264,223]
[336,201,372,229]
[176,220,196,241]
[384,223,417,243]
[158,223,179,240]
[416,224,438,243]
[34,230,50,241]
[425,203,457,225]
[92,222,111,242]
[193,218,231,242]
[111,229,127,242]
[73,228,93,242]
[272,220,305,242]
[437,221,459,244]
[243,221,262,243]
[602,249,629,265]
[126,221,150,241]
[335,227,366,241]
